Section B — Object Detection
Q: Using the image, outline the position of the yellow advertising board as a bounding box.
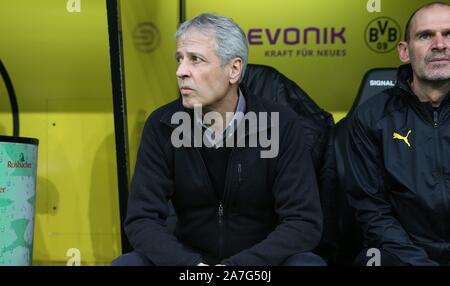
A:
[185,0,441,120]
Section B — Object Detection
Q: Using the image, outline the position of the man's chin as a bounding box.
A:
[425,73,450,81]
[422,67,450,81]
[181,99,199,110]
[181,101,193,109]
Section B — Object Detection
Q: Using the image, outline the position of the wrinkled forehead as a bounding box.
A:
[410,5,450,34]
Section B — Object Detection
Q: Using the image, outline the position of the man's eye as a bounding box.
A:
[192,56,202,63]
[418,33,430,40]
[176,56,182,64]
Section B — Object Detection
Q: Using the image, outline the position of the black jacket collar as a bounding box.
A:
[396,64,450,121]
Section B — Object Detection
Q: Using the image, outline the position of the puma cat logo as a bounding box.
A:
[393,130,412,148]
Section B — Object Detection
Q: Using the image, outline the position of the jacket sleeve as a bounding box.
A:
[222,118,323,266]
[344,110,438,266]
[124,116,203,266]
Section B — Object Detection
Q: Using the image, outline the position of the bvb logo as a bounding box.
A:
[133,22,161,53]
[365,17,401,53]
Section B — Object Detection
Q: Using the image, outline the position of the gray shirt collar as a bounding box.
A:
[196,88,246,148]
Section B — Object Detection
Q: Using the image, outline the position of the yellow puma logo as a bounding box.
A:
[393,130,412,148]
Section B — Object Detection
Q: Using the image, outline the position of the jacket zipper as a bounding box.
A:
[433,111,439,128]
[193,146,242,259]
[218,153,242,258]
[238,163,242,183]
[218,150,236,258]
[433,111,448,238]
[218,203,224,258]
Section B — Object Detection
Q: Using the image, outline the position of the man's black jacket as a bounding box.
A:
[345,64,450,265]
[125,86,323,266]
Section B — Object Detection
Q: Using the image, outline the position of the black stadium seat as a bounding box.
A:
[243,64,334,127]
[333,67,398,264]
[348,68,398,114]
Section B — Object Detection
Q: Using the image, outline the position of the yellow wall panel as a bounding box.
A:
[121,0,179,177]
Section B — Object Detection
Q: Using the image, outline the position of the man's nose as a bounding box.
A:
[431,33,448,51]
[176,60,190,78]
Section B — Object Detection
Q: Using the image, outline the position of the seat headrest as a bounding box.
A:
[242,63,333,127]
[348,68,397,115]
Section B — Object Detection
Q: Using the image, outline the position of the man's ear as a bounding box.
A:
[398,41,410,63]
[229,58,243,84]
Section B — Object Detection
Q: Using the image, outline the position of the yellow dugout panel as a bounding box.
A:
[121,0,179,179]
[0,0,121,265]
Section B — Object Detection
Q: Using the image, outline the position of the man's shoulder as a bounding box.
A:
[256,96,299,123]
[140,98,183,143]
[145,98,182,126]
[245,93,328,148]
[351,87,406,126]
